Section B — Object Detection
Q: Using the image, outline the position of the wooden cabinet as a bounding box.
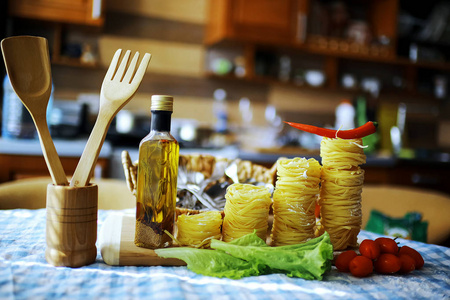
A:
[205,0,308,46]
[204,0,400,90]
[204,0,449,98]
[205,0,398,54]
[8,0,104,26]
[7,0,104,68]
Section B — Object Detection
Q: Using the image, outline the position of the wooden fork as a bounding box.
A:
[70,49,151,187]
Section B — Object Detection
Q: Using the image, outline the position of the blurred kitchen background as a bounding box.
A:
[1,0,449,194]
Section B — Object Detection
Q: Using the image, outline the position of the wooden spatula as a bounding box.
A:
[1,36,68,186]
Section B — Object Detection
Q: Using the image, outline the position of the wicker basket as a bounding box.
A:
[121,150,277,215]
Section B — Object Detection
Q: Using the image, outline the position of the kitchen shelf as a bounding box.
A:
[397,59,450,72]
[52,56,99,69]
[205,70,446,102]
[208,36,450,73]
[7,3,103,71]
[204,0,450,100]
[302,36,395,61]
[206,41,450,97]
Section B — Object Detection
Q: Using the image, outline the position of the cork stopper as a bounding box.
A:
[151,95,173,112]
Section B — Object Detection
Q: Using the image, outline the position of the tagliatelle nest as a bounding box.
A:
[121,150,277,214]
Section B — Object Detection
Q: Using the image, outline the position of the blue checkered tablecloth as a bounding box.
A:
[1,209,449,300]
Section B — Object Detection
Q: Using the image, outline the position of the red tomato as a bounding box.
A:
[374,253,401,274]
[359,239,381,260]
[398,254,416,274]
[399,246,424,269]
[375,237,399,254]
[349,255,373,277]
[335,250,358,272]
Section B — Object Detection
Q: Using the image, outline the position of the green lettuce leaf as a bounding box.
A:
[155,232,333,280]
[211,232,333,280]
[154,248,260,279]
[227,230,269,247]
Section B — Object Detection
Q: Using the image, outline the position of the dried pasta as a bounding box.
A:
[319,137,365,250]
[222,183,272,242]
[271,157,321,246]
[320,138,366,169]
[176,211,223,248]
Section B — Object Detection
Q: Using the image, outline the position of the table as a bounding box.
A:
[1,209,449,299]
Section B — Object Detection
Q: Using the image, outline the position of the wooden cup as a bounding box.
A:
[45,183,98,267]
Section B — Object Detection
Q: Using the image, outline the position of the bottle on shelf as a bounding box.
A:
[239,97,253,127]
[355,96,378,154]
[335,99,355,130]
[135,95,180,249]
[213,88,229,134]
[2,75,54,139]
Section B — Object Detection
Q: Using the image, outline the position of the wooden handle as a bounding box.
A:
[33,114,68,186]
[70,113,111,187]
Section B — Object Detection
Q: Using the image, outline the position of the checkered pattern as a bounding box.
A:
[1,209,449,299]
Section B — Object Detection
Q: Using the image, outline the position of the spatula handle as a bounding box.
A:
[34,116,68,186]
[70,115,111,187]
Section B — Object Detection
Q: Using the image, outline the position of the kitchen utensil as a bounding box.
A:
[177,165,220,210]
[1,36,68,185]
[70,49,151,187]
[46,183,98,267]
[225,162,239,183]
[305,70,325,87]
[361,77,381,98]
[341,73,357,89]
[390,126,402,156]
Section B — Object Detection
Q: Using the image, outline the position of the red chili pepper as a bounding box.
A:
[284,121,377,139]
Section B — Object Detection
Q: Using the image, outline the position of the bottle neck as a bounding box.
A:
[151,110,172,132]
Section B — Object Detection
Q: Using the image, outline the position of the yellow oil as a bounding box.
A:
[135,136,179,249]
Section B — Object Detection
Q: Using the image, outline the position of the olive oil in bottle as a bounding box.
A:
[135,95,179,249]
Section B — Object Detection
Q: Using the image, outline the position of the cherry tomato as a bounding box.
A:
[349,255,373,277]
[359,239,381,260]
[398,254,416,274]
[375,237,399,254]
[399,246,424,269]
[374,253,401,274]
[335,250,358,272]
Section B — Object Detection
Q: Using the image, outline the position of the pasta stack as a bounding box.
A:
[176,211,223,248]
[319,137,366,250]
[222,183,272,242]
[271,158,321,246]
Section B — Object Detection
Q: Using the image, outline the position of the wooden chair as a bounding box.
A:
[362,184,450,246]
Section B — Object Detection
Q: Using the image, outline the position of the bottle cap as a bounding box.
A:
[151,95,173,112]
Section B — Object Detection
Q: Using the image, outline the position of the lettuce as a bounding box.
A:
[155,232,333,280]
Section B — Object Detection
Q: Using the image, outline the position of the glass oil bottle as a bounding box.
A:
[135,95,179,249]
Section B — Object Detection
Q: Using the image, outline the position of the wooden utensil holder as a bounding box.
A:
[45,183,98,267]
